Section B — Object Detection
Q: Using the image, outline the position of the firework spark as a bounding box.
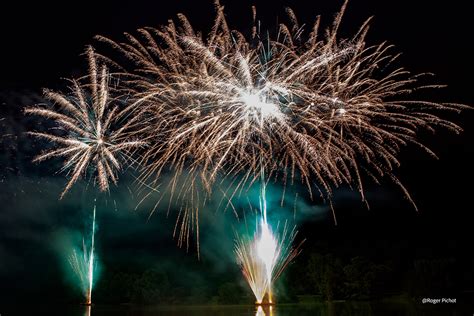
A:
[235,218,302,304]
[235,167,303,304]
[26,47,144,198]
[68,205,97,305]
[94,0,466,245]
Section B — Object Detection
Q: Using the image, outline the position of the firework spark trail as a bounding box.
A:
[94,0,467,247]
[26,47,144,198]
[235,169,302,304]
[256,220,277,303]
[87,204,96,304]
[235,89,298,304]
[235,216,302,304]
[68,204,97,305]
[235,230,268,303]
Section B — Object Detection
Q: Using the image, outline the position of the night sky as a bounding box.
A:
[0,0,473,305]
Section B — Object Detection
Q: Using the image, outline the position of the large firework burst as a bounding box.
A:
[26,47,144,198]
[95,0,465,234]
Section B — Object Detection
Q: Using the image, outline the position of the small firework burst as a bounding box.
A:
[26,47,144,198]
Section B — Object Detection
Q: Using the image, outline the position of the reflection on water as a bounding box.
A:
[83,302,464,316]
[256,305,273,316]
[3,301,466,316]
[84,305,91,316]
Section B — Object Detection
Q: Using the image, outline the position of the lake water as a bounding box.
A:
[2,301,468,316]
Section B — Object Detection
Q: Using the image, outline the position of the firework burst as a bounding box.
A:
[26,47,144,198]
[94,0,466,245]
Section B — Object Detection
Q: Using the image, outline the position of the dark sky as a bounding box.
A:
[1,0,473,92]
[0,0,473,303]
